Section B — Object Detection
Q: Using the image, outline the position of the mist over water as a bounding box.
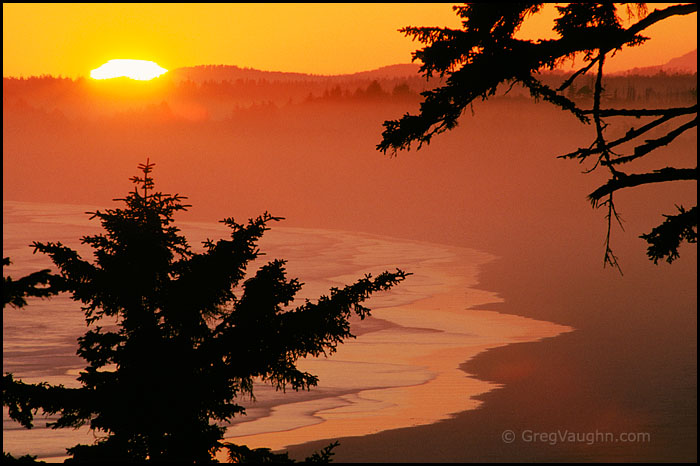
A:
[3,72,696,255]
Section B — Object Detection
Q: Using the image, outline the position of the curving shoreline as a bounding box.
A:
[283,220,697,462]
[216,228,573,456]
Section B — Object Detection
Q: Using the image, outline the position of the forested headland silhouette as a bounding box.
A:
[3,60,696,121]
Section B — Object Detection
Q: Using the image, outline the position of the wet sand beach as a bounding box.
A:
[284,201,698,463]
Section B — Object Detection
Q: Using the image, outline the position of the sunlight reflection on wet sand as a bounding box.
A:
[219,263,573,455]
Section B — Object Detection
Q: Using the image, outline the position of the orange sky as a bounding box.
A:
[2,3,697,78]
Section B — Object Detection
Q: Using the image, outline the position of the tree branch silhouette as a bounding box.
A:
[377,3,697,268]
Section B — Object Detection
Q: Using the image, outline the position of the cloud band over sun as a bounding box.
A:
[90,59,168,80]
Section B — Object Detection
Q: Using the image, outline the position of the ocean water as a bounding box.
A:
[2,200,573,460]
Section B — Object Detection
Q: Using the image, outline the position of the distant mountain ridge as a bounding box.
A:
[170,63,422,83]
[613,49,697,76]
[171,49,696,85]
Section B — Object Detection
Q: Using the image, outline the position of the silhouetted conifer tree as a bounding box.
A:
[378,3,697,272]
[2,160,406,462]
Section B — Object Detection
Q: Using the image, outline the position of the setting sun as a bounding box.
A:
[90,59,167,80]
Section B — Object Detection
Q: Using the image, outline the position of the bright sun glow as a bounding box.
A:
[90,59,168,80]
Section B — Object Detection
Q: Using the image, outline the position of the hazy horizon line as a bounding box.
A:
[1,62,424,81]
[4,47,696,81]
